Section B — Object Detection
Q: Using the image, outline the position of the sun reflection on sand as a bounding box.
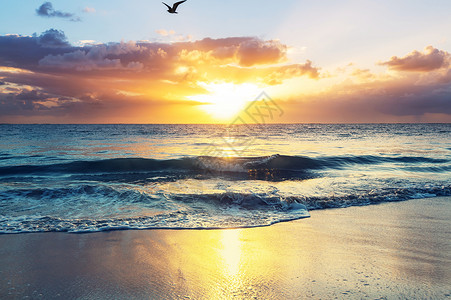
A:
[215,229,258,298]
[1,199,450,299]
[220,229,242,276]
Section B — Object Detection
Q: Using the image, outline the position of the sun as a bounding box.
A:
[187,82,261,121]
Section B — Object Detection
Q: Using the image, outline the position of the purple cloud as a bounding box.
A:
[380,46,450,72]
[36,2,81,22]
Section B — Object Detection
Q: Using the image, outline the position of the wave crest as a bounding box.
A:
[1,154,447,179]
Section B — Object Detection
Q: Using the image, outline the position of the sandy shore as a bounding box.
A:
[1,197,450,299]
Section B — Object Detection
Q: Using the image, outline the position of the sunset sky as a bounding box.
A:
[1,0,450,123]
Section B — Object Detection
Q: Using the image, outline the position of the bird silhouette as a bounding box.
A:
[162,0,187,14]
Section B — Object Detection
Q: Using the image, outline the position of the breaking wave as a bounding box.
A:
[0,154,448,178]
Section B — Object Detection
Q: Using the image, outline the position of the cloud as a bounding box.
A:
[0,88,60,115]
[183,37,288,67]
[282,80,451,123]
[236,39,287,67]
[351,68,375,80]
[37,29,69,48]
[279,62,451,123]
[380,46,450,72]
[82,7,96,13]
[264,61,319,85]
[156,29,175,37]
[0,33,308,76]
[77,40,100,46]
[0,30,71,70]
[36,2,81,22]
[39,49,122,71]
[0,31,321,122]
[1,30,449,123]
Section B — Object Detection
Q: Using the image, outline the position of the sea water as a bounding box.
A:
[0,124,450,233]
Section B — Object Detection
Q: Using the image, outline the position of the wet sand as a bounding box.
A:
[1,197,450,299]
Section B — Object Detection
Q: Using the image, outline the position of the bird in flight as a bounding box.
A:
[162,0,187,14]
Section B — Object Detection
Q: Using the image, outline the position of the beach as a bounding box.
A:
[2,0,451,298]
[1,196,450,299]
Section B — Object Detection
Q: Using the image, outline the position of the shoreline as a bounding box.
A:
[1,197,450,299]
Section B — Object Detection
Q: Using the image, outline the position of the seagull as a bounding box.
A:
[162,0,187,14]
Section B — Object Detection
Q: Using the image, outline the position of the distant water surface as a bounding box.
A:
[0,124,450,233]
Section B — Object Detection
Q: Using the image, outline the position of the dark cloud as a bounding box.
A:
[282,81,451,123]
[335,79,449,117]
[39,49,123,71]
[37,29,69,48]
[378,88,451,116]
[0,30,72,69]
[0,33,306,74]
[442,69,451,83]
[36,2,80,22]
[0,89,54,115]
[0,84,200,123]
[380,46,450,72]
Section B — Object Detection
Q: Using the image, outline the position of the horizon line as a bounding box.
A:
[1,122,450,125]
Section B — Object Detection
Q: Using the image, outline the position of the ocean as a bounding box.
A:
[0,124,450,233]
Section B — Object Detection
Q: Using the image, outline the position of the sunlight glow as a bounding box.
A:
[188,82,261,121]
[220,229,242,276]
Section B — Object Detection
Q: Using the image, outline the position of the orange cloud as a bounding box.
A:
[235,39,287,66]
[351,68,375,80]
[1,30,450,123]
[155,29,175,36]
[279,57,451,123]
[0,31,321,123]
[380,46,450,72]
[263,61,319,85]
